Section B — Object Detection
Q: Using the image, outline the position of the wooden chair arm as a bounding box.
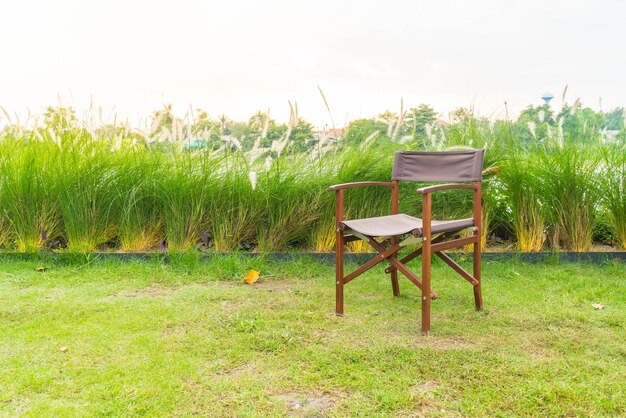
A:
[419,182,482,238]
[329,182,394,191]
[416,183,478,195]
[331,182,397,224]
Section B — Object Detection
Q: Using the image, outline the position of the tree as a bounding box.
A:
[95,124,144,142]
[288,119,316,152]
[557,104,603,143]
[405,104,437,139]
[217,114,232,135]
[343,118,389,145]
[248,110,268,133]
[150,104,176,138]
[264,122,287,147]
[515,104,555,142]
[191,109,217,134]
[43,106,77,132]
[228,122,253,146]
[449,107,477,124]
[602,108,624,131]
[376,110,398,137]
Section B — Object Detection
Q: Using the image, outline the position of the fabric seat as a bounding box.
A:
[341,214,474,238]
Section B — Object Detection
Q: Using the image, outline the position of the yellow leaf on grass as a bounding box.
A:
[244,270,260,284]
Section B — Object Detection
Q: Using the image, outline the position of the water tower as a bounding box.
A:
[541,92,554,105]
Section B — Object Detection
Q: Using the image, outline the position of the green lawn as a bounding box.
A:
[0,255,625,417]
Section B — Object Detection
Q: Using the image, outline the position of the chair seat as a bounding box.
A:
[340,213,474,238]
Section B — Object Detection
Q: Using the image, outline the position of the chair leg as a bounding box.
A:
[421,237,432,336]
[391,270,400,297]
[335,230,344,316]
[473,239,483,311]
[390,236,400,297]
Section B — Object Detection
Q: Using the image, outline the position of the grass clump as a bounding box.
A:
[0,134,62,251]
[157,148,215,251]
[600,143,626,249]
[208,152,259,251]
[499,151,546,251]
[256,157,321,251]
[538,144,599,251]
[54,133,119,251]
[115,148,165,251]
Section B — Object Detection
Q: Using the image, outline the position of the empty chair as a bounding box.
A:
[329,149,485,335]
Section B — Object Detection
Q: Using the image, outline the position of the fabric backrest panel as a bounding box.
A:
[392,149,484,182]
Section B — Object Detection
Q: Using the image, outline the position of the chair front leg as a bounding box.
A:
[390,236,400,297]
[421,193,432,336]
[390,180,400,297]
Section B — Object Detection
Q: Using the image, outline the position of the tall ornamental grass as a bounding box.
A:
[600,144,626,249]
[157,148,215,251]
[0,103,624,253]
[255,156,321,251]
[0,132,62,251]
[54,131,120,251]
[115,148,165,251]
[498,153,546,251]
[207,152,260,251]
[536,144,599,252]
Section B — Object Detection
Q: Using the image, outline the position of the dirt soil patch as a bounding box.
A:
[410,336,476,350]
[252,279,297,292]
[274,392,335,415]
[112,282,175,298]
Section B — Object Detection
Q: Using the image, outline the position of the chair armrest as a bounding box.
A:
[329,182,394,191]
[416,183,478,195]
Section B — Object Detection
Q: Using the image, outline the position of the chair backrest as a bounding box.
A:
[392,149,484,182]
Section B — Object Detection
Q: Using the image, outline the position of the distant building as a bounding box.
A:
[184,139,209,150]
[322,128,344,138]
[314,128,344,142]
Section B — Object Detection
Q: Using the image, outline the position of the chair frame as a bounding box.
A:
[330,179,483,335]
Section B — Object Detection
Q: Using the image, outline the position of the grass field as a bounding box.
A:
[1,255,625,416]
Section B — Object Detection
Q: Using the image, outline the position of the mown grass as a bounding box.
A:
[1,256,624,416]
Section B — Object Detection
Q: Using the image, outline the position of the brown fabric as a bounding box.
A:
[392,149,484,182]
[341,214,474,237]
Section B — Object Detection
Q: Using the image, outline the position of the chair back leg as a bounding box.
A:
[472,181,483,311]
[335,230,344,316]
[473,239,483,311]
[390,270,400,297]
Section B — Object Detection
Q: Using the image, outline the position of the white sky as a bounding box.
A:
[1,0,625,128]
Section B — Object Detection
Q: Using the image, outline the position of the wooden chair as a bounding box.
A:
[329,149,485,335]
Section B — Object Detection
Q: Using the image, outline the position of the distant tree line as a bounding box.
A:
[38,100,626,153]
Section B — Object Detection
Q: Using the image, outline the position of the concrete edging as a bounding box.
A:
[0,251,625,264]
